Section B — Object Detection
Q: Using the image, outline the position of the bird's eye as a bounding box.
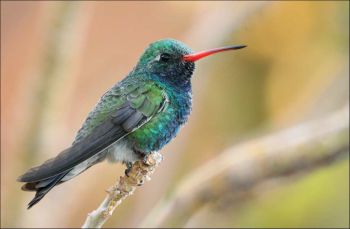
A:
[159,53,171,62]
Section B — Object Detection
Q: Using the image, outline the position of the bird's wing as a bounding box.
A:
[18,82,168,182]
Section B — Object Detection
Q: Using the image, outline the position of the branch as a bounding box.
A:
[141,106,349,227]
[82,152,163,228]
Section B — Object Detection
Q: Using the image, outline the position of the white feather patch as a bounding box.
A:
[106,139,140,163]
[61,153,102,181]
[61,140,139,182]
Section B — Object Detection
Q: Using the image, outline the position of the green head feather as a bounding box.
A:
[133,39,195,90]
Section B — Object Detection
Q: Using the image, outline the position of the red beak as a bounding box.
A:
[183,45,246,62]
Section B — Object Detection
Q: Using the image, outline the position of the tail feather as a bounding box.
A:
[25,171,69,209]
[22,155,104,209]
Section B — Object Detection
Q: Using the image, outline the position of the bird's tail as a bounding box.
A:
[20,154,105,209]
[22,171,70,209]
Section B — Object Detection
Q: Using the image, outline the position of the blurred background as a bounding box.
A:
[1,1,349,228]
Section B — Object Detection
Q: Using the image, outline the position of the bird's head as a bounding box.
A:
[134,39,246,89]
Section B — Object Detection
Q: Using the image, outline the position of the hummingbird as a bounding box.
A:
[18,39,246,208]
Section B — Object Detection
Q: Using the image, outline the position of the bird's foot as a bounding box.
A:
[133,148,149,164]
[124,162,133,177]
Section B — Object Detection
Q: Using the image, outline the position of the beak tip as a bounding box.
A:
[183,44,247,62]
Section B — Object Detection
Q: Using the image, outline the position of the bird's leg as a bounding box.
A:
[124,162,133,177]
[132,147,148,162]
[139,152,149,165]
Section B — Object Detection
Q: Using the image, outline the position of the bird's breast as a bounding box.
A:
[127,91,192,153]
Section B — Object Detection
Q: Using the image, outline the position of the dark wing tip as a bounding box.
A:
[17,172,32,182]
[17,174,26,182]
[17,165,43,182]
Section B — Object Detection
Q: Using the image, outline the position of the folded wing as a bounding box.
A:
[18,82,167,183]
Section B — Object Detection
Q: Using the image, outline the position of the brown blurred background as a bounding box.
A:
[1,1,349,228]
